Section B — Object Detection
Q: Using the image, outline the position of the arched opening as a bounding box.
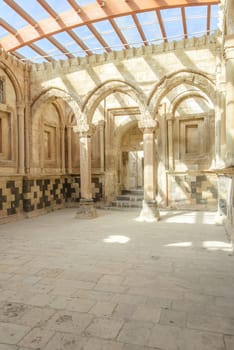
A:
[119,123,143,193]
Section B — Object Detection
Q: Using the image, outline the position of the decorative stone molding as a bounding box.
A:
[138,119,158,132]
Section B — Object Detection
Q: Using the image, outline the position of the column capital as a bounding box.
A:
[224,35,234,60]
[16,104,25,114]
[138,119,158,132]
[97,119,105,128]
[74,123,95,138]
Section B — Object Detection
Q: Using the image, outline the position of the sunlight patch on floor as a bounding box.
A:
[103,235,130,244]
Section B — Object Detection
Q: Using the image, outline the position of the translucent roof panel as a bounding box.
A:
[46,0,73,13]
[0,27,8,39]
[93,20,124,51]
[16,0,49,21]
[0,1,28,30]
[114,16,143,48]
[0,1,220,63]
[185,6,207,37]
[210,5,219,33]
[160,8,184,41]
[16,46,46,63]
[31,38,68,60]
[136,12,163,45]
[53,32,86,56]
[73,26,105,55]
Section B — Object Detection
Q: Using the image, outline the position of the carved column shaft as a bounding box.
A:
[60,127,65,173]
[138,119,160,221]
[142,127,156,202]
[79,131,92,200]
[98,120,105,172]
[67,126,72,173]
[17,105,25,175]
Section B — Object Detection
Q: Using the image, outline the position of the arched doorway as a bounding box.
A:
[120,124,143,192]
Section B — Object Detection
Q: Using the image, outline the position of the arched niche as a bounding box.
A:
[158,85,215,172]
[0,64,20,172]
[31,88,82,175]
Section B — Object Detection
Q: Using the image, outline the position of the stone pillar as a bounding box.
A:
[17,104,25,175]
[167,115,174,171]
[61,127,65,173]
[98,120,105,172]
[138,119,160,222]
[67,126,72,174]
[225,37,234,166]
[76,125,97,219]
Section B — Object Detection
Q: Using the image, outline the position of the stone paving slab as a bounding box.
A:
[0,209,233,349]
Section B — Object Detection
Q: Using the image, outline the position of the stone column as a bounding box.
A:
[138,119,160,222]
[98,120,105,172]
[67,126,72,174]
[61,127,65,173]
[224,37,234,166]
[17,104,25,175]
[76,125,97,219]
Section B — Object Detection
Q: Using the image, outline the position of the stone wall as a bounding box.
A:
[167,172,218,210]
[0,175,103,223]
[217,172,234,241]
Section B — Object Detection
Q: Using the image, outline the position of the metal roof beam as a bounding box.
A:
[109,18,130,49]
[3,0,37,27]
[132,13,148,46]
[87,24,111,53]
[156,10,168,43]
[67,29,92,56]
[37,0,59,20]
[0,0,220,52]
[29,43,54,62]
[207,4,211,35]
[181,7,188,39]
[67,0,81,13]
[48,37,75,59]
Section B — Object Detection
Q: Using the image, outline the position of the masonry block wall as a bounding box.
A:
[0,175,103,222]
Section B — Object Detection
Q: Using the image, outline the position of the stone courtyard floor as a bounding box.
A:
[0,208,233,350]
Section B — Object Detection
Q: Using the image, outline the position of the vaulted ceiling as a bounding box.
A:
[0,0,220,63]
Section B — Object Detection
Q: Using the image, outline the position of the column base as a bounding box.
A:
[225,152,234,167]
[137,200,160,222]
[76,199,97,219]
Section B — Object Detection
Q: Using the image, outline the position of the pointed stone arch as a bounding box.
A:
[31,87,82,124]
[148,69,216,116]
[0,61,23,104]
[82,80,148,125]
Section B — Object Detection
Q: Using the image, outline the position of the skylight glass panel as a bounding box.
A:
[93,21,124,50]
[210,5,219,33]
[185,6,207,38]
[53,32,86,56]
[73,26,105,54]
[0,2,28,30]
[47,0,72,13]
[0,27,8,39]
[160,8,183,41]
[77,0,95,5]
[32,38,67,60]
[114,16,142,48]
[16,0,49,21]
[136,12,163,44]
[16,46,45,63]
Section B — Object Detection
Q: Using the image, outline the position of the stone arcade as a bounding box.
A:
[0,0,233,240]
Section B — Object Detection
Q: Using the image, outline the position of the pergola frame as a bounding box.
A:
[0,0,220,61]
